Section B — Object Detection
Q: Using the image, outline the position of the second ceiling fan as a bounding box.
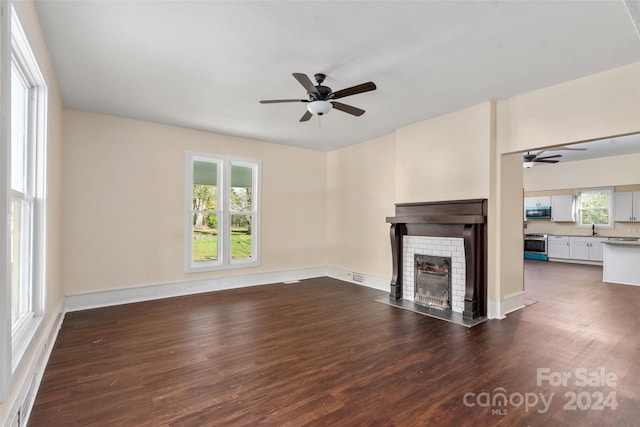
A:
[260,73,376,122]
[523,146,587,168]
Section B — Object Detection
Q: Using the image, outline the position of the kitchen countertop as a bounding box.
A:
[546,234,639,241]
[603,240,640,247]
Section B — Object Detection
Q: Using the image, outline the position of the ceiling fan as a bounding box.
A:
[523,146,587,168]
[259,73,377,122]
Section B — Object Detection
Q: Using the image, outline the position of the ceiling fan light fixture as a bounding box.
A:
[523,161,535,169]
[307,100,332,116]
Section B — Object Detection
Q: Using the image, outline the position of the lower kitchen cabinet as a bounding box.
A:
[547,235,570,259]
[546,236,606,263]
[569,236,606,262]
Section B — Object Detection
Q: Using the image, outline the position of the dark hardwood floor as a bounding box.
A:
[29,261,640,426]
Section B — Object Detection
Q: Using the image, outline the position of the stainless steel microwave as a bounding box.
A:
[525,206,551,219]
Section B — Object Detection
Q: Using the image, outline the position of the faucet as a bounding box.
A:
[592,224,597,236]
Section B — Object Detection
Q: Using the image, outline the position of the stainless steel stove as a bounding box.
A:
[524,233,548,260]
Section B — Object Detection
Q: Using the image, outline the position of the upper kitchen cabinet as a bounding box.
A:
[551,195,575,222]
[525,196,551,208]
[613,191,640,222]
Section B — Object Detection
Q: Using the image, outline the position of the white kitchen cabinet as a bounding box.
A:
[569,236,606,262]
[603,242,640,286]
[525,196,551,208]
[551,195,575,222]
[613,191,640,222]
[547,235,570,259]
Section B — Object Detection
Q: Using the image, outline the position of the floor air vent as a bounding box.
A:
[351,272,365,283]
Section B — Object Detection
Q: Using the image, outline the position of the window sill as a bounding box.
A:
[186,259,260,274]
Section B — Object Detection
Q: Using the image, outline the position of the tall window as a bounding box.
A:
[4,6,47,371]
[576,188,613,228]
[185,153,260,272]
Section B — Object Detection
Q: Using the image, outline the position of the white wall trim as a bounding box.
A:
[65,266,328,312]
[66,266,392,313]
[487,299,503,319]
[502,291,526,317]
[325,267,389,292]
[5,306,63,427]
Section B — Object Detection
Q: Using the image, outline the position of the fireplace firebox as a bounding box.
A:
[415,255,452,310]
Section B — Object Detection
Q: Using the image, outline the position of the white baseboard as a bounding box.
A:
[486,299,503,319]
[325,267,389,292]
[502,291,526,317]
[65,266,391,312]
[65,266,328,312]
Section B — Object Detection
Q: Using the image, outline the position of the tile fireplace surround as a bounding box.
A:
[404,236,465,313]
[385,199,488,323]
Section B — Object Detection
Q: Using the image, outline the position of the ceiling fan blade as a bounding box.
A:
[535,154,562,161]
[299,110,313,122]
[331,101,365,116]
[293,73,319,97]
[330,82,377,100]
[535,159,560,163]
[259,99,307,104]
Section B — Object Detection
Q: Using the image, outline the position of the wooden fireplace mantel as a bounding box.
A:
[385,199,487,320]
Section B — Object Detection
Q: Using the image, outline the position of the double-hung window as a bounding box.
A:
[185,153,260,272]
[576,188,613,228]
[3,5,47,375]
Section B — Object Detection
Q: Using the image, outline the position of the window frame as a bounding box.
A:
[575,187,614,229]
[1,3,48,396]
[185,152,261,272]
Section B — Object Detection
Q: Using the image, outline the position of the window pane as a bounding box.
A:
[11,65,30,193]
[580,191,609,209]
[231,165,252,212]
[192,213,218,262]
[580,209,609,225]
[193,161,217,186]
[231,214,252,260]
[579,190,611,226]
[11,198,33,328]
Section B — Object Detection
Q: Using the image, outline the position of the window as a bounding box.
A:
[3,5,48,373]
[185,153,260,272]
[576,188,613,228]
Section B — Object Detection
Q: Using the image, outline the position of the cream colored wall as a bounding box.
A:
[493,62,640,313]
[326,133,396,278]
[0,1,64,424]
[497,62,640,154]
[498,153,525,301]
[62,110,327,295]
[395,102,492,202]
[324,103,494,301]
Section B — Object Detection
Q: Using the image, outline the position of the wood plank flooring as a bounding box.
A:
[29,261,640,426]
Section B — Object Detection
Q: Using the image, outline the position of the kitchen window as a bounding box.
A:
[185,153,261,272]
[576,188,613,228]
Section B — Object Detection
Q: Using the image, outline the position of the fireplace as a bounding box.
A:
[415,254,451,310]
[386,199,487,321]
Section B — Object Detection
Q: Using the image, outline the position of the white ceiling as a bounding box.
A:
[526,132,640,165]
[34,1,640,152]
